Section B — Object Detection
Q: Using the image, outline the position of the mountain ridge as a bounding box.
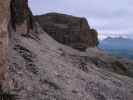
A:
[99,37,133,59]
[35,12,99,51]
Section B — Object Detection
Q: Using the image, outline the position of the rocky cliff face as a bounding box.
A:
[0,0,133,100]
[10,0,34,33]
[0,0,10,88]
[35,13,98,51]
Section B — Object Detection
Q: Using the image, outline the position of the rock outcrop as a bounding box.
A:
[35,13,98,51]
[0,0,133,100]
[10,0,34,33]
[0,0,10,88]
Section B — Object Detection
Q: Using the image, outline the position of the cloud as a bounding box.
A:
[29,0,133,39]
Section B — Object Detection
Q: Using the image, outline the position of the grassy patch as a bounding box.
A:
[0,88,16,100]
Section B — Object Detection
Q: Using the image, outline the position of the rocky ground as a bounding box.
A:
[8,22,133,100]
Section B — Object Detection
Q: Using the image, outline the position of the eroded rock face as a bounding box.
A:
[35,13,99,51]
[0,0,10,87]
[10,0,33,33]
[9,22,133,100]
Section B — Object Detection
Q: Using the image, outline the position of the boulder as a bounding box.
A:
[35,13,98,51]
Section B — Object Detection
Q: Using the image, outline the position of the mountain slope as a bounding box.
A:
[0,0,133,100]
[9,25,133,100]
[99,37,133,59]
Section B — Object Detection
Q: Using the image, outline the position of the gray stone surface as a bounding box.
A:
[8,25,133,100]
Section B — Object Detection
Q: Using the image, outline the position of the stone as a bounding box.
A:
[35,13,99,51]
[0,0,10,88]
[10,0,33,33]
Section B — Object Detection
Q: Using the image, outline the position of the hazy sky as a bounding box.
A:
[29,0,133,40]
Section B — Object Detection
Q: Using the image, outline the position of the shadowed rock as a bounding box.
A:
[35,13,99,51]
[10,0,33,33]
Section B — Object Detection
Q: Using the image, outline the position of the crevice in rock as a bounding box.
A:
[40,79,61,90]
[14,45,38,75]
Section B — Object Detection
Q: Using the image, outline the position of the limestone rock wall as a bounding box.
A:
[35,13,99,51]
[0,0,10,87]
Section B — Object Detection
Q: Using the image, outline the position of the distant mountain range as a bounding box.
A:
[99,37,133,59]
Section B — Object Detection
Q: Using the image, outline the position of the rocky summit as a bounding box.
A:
[35,13,98,51]
[0,0,133,100]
